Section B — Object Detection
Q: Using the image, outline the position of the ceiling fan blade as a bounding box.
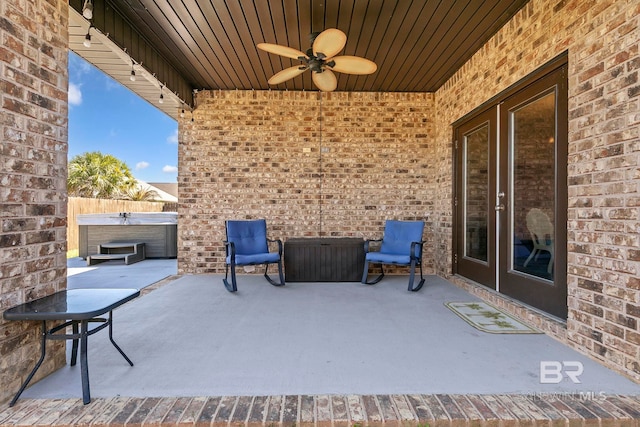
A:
[312,69,337,92]
[312,28,346,59]
[330,56,377,75]
[268,66,307,85]
[257,43,306,60]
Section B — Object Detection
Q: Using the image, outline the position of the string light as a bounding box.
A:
[82,0,93,20]
[78,0,192,123]
[130,61,136,81]
[83,25,92,48]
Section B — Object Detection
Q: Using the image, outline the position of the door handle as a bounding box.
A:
[496,191,506,211]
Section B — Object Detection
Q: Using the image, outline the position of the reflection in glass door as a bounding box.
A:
[511,92,556,281]
[465,125,489,263]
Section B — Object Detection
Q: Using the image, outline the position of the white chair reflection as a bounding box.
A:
[523,208,554,274]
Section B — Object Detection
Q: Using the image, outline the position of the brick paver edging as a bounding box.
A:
[1,394,639,426]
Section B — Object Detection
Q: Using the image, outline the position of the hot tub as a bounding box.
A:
[78,212,178,259]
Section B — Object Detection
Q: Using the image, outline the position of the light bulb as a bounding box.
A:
[180,109,185,118]
[159,93,164,104]
[82,0,93,20]
[130,69,136,81]
[83,31,91,48]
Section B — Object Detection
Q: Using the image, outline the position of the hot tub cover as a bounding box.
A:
[77,212,177,225]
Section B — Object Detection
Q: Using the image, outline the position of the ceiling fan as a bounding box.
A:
[257,28,377,92]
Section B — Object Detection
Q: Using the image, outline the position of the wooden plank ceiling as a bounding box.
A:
[97,0,529,94]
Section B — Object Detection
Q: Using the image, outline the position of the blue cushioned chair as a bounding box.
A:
[223,219,285,292]
[361,220,425,292]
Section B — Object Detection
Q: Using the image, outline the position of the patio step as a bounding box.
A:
[1,394,639,426]
[87,242,145,266]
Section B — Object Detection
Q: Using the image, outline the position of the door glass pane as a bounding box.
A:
[511,91,556,280]
[463,124,489,262]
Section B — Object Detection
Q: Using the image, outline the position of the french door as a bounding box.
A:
[454,109,497,288]
[454,59,568,319]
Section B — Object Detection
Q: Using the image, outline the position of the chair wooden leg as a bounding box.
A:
[264,262,285,287]
[407,260,425,292]
[222,263,238,292]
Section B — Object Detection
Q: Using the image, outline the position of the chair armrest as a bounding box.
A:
[364,238,383,253]
[224,240,236,258]
[267,238,283,255]
[410,241,425,260]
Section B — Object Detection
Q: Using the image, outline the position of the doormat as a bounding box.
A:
[445,301,542,334]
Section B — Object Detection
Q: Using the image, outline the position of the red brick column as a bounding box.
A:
[0,0,69,404]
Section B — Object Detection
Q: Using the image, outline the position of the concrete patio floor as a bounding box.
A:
[66,257,178,290]
[2,260,639,425]
[18,272,640,398]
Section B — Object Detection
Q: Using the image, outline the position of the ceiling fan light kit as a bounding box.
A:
[257,28,377,92]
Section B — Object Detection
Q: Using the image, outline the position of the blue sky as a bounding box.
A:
[67,51,178,183]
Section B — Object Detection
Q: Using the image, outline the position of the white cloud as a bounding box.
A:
[167,128,178,144]
[136,161,150,170]
[68,52,92,78]
[78,61,92,74]
[163,165,178,173]
[103,73,121,91]
[68,83,82,106]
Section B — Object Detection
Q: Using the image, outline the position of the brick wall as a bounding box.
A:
[178,91,435,275]
[0,0,68,404]
[434,0,639,381]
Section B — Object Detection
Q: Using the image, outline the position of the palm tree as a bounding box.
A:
[120,185,160,201]
[68,151,135,198]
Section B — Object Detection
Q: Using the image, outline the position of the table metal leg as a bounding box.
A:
[9,321,47,407]
[10,312,133,406]
[80,320,91,405]
[70,321,79,366]
[108,311,134,366]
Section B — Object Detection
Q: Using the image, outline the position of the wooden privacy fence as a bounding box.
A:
[67,197,167,254]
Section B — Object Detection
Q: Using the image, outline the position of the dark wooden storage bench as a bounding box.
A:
[284,238,365,282]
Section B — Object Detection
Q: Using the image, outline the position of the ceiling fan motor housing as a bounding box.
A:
[303,49,336,73]
[308,57,324,73]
